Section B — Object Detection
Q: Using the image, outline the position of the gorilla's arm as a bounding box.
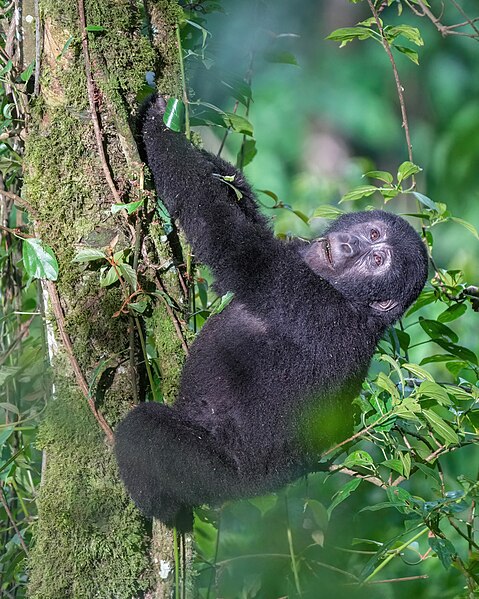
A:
[142,97,278,294]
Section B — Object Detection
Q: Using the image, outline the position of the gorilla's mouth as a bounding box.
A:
[323,238,333,265]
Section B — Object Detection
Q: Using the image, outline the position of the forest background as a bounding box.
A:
[1,0,479,598]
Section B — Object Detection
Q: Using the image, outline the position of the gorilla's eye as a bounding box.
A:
[370,228,380,241]
[373,253,383,267]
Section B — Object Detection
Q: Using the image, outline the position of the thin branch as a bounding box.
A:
[448,0,479,37]
[77,0,121,203]
[0,486,29,555]
[448,517,479,551]
[367,0,413,164]
[45,280,114,442]
[34,0,41,96]
[329,465,386,489]
[0,189,38,218]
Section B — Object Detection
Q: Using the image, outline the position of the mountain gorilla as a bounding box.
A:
[115,96,429,530]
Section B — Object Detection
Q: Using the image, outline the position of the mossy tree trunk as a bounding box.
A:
[25,1,188,597]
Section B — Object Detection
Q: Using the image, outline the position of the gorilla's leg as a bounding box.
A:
[115,402,240,529]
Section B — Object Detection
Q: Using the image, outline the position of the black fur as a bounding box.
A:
[115,96,429,530]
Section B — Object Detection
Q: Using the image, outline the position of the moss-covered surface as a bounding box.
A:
[29,383,150,599]
[26,1,185,596]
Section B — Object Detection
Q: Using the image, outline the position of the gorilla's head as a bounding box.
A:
[302,210,429,323]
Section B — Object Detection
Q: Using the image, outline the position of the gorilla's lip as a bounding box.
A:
[322,237,333,266]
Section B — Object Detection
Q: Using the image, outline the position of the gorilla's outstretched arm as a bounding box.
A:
[142,97,278,294]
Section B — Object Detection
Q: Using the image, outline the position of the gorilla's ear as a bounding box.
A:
[370,299,398,312]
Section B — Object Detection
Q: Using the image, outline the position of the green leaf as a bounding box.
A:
[185,19,211,49]
[364,170,393,184]
[344,450,374,469]
[292,209,309,224]
[399,452,411,478]
[305,500,329,531]
[437,303,467,323]
[434,340,477,365]
[57,36,74,60]
[85,25,106,32]
[386,25,423,46]
[397,161,422,184]
[327,26,374,47]
[164,98,185,132]
[221,74,253,105]
[328,478,362,516]
[410,191,438,211]
[312,205,344,219]
[428,537,456,569]
[0,59,13,76]
[118,263,137,291]
[0,367,20,385]
[72,248,107,263]
[212,291,234,314]
[237,138,257,168]
[415,463,440,483]
[20,61,35,83]
[419,318,459,343]
[100,265,119,287]
[423,409,459,445]
[418,381,452,406]
[128,299,148,313]
[381,459,403,475]
[22,238,59,281]
[340,185,377,203]
[223,112,254,136]
[393,396,421,419]
[376,371,400,404]
[393,45,419,65]
[111,199,144,215]
[450,217,479,240]
[248,495,277,516]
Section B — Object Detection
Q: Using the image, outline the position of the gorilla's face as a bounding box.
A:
[302,210,428,322]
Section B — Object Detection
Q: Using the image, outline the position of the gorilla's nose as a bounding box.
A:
[338,233,360,256]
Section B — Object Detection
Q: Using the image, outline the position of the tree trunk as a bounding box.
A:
[26,1,187,597]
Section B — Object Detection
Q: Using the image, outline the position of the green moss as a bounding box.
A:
[151,302,185,404]
[29,389,150,599]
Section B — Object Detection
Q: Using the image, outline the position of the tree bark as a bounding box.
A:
[26,1,187,597]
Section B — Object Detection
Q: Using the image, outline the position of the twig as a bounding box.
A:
[448,0,479,37]
[329,465,386,489]
[45,280,114,442]
[321,415,389,459]
[0,316,34,366]
[34,0,41,96]
[176,24,190,140]
[0,486,29,555]
[77,0,121,203]
[155,275,189,355]
[367,0,413,164]
[448,517,479,551]
[0,223,34,237]
[0,189,38,217]
[345,574,428,585]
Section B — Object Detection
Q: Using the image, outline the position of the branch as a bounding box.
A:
[367,0,413,164]
[0,486,29,555]
[77,0,121,203]
[45,280,114,442]
[0,189,38,218]
[328,464,386,489]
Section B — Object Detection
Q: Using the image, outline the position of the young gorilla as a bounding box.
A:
[115,96,429,530]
